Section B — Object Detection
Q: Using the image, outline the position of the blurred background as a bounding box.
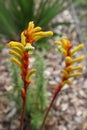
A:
[0,0,87,130]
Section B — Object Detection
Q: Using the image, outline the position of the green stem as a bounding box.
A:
[40,82,62,130]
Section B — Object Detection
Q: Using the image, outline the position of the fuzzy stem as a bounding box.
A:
[19,82,29,130]
[19,92,26,130]
[40,82,62,130]
[19,51,29,130]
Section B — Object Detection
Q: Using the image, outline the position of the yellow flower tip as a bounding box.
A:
[33,31,53,41]
[8,41,24,50]
[10,57,22,67]
[8,41,18,46]
[28,21,34,30]
[79,43,84,48]
[61,37,72,49]
[54,41,62,45]
[21,32,26,45]
[10,46,23,55]
[71,43,84,56]
[26,69,36,82]
[69,72,82,78]
[35,31,53,37]
[71,56,85,64]
[74,66,83,70]
[8,41,13,47]
[67,65,83,71]
[45,31,53,36]
[80,56,85,60]
[9,50,22,59]
[34,26,42,32]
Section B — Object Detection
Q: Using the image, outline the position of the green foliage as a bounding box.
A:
[34,52,48,110]
[31,113,44,130]
[8,51,48,130]
[26,52,48,130]
[0,1,16,38]
[0,0,70,39]
[0,44,4,50]
[10,63,23,89]
[8,62,23,109]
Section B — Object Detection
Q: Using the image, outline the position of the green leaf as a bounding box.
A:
[0,0,69,40]
[0,44,4,50]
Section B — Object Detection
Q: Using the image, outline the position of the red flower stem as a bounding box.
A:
[19,51,29,130]
[19,89,26,130]
[40,82,62,130]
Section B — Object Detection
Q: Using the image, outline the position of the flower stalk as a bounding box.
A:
[40,38,85,130]
[8,21,53,130]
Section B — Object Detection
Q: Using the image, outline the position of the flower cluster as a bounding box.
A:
[23,21,53,43]
[8,21,53,85]
[8,21,85,130]
[8,37,36,84]
[8,21,53,130]
[40,38,85,129]
[54,37,85,86]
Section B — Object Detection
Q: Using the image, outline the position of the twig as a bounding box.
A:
[40,82,62,130]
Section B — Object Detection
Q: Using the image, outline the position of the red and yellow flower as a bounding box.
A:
[8,21,53,130]
[8,21,53,86]
[54,37,85,86]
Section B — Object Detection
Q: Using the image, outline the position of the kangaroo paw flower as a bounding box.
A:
[23,21,53,43]
[26,69,36,82]
[8,21,53,85]
[71,44,84,56]
[10,57,22,68]
[54,37,85,86]
[8,21,53,130]
[71,56,85,64]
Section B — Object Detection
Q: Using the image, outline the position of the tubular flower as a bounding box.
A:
[8,21,53,84]
[8,21,53,130]
[23,21,53,43]
[8,40,35,84]
[40,38,85,129]
[54,37,85,86]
